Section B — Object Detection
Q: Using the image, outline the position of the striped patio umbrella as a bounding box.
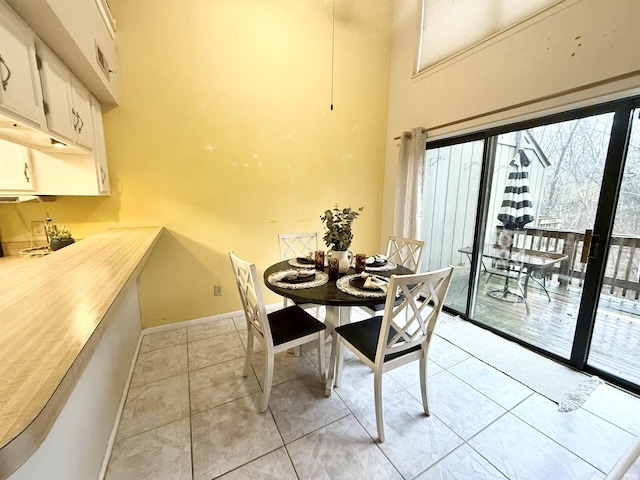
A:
[497,149,534,230]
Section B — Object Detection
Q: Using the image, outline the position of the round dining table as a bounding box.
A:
[263,260,412,309]
[263,259,413,395]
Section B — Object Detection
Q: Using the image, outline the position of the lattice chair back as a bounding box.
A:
[278,232,318,260]
[229,251,273,350]
[386,235,425,272]
[377,266,453,363]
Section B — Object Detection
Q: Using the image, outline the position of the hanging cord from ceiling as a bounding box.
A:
[330,0,335,111]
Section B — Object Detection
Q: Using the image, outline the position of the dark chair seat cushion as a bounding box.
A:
[335,316,421,363]
[268,306,326,346]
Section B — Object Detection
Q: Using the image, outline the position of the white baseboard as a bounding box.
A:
[140,305,282,336]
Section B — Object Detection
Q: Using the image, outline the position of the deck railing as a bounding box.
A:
[497,226,640,300]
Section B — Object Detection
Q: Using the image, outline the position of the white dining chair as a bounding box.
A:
[327,266,453,442]
[386,235,425,272]
[278,233,323,358]
[278,232,318,262]
[361,235,426,316]
[229,251,326,412]
[277,233,318,311]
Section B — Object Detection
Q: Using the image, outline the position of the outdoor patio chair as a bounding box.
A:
[328,266,453,442]
[229,251,326,412]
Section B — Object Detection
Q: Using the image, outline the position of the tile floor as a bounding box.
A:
[104,308,640,480]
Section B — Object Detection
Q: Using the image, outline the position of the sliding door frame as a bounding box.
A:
[430,96,640,393]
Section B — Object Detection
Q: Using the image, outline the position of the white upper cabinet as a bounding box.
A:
[38,41,94,150]
[0,1,45,127]
[0,139,35,191]
[90,95,109,194]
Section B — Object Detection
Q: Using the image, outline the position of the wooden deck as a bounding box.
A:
[446,271,640,388]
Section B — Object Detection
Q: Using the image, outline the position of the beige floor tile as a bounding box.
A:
[239,328,266,353]
[190,357,261,414]
[218,447,297,480]
[415,443,508,479]
[251,350,320,388]
[105,418,191,480]
[232,314,247,331]
[407,370,505,440]
[333,357,403,412]
[130,343,188,387]
[269,373,350,443]
[116,373,190,441]
[187,317,236,342]
[286,414,402,479]
[386,358,443,388]
[191,393,283,480]
[188,331,246,370]
[139,327,187,353]
[353,390,463,478]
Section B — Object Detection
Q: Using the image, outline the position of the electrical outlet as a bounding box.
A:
[214,285,222,296]
[31,221,46,238]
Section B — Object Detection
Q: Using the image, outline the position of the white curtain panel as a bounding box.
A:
[393,127,427,239]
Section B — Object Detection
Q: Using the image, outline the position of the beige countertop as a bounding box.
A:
[0,226,163,477]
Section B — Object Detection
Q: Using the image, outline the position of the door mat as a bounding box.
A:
[436,316,603,411]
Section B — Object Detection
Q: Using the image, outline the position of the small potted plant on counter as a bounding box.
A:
[45,222,75,251]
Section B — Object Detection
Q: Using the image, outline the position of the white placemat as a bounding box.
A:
[365,261,397,272]
[288,258,319,268]
[267,269,329,289]
[336,274,388,298]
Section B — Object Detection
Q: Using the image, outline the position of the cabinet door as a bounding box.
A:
[90,96,109,194]
[70,77,94,150]
[37,43,76,143]
[0,1,46,127]
[0,140,35,191]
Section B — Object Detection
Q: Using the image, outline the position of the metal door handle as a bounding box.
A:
[77,113,83,134]
[588,234,601,260]
[23,162,30,183]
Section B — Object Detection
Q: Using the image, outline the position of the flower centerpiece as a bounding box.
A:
[320,205,363,273]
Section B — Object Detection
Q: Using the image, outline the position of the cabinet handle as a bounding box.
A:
[77,113,84,134]
[100,167,107,184]
[23,162,30,183]
[72,108,78,131]
[0,54,11,91]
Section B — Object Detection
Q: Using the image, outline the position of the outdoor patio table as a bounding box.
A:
[263,259,413,395]
[458,245,568,315]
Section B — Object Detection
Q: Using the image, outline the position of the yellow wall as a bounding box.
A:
[0,0,393,327]
[381,0,640,239]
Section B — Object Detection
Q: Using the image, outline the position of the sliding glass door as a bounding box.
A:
[421,139,484,313]
[587,107,640,387]
[472,114,613,359]
[419,98,640,393]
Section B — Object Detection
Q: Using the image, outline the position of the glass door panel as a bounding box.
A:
[420,140,484,313]
[472,114,613,359]
[588,108,640,385]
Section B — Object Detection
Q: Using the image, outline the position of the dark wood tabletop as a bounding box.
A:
[263,260,413,307]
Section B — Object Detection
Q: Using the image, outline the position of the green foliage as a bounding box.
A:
[320,205,363,251]
[45,223,72,241]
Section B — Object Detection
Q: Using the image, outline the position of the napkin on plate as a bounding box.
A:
[362,273,388,293]
[365,254,388,265]
[278,269,315,281]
